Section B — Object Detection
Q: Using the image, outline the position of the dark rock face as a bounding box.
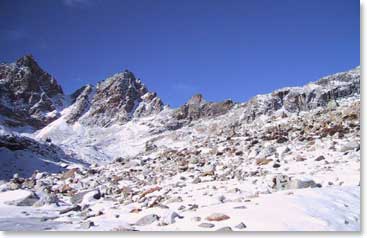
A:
[174,94,234,121]
[0,55,64,129]
[78,70,163,127]
[65,84,94,124]
[241,67,360,122]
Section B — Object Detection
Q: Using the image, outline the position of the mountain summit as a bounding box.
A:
[68,69,164,127]
[0,55,64,129]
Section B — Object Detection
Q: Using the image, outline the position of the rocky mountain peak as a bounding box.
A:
[74,69,163,127]
[0,55,64,129]
[16,54,38,69]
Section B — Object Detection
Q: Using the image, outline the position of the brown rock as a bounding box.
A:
[206,213,230,222]
[295,157,307,162]
[130,208,142,213]
[140,186,161,198]
[256,158,273,166]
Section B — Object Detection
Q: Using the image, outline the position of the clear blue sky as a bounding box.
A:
[0,0,359,107]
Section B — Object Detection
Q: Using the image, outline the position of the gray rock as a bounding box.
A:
[160,211,183,225]
[192,177,201,184]
[218,195,226,203]
[235,222,247,229]
[198,223,215,228]
[59,205,81,215]
[233,205,247,209]
[271,174,321,190]
[339,141,360,152]
[191,216,201,222]
[174,94,234,121]
[315,155,326,161]
[135,214,160,226]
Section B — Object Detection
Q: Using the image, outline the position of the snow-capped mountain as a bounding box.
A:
[0,55,360,231]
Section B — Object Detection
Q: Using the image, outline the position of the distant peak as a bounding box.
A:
[187,93,206,105]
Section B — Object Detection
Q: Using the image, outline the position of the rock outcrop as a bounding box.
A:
[174,94,234,121]
[241,67,360,122]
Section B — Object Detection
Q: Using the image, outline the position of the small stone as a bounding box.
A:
[256,158,273,166]
[315,155,326,161]
[233,205,247,209]
[191,216,201,222]
[295,157,307,162]
[130,208,142,213]
[218,195,226,203]
[273,163,281,168]
[206,213,230,221]
[166,196,183,204]
[235,222,247,229]
[187,204,199,211]
[192,177,201,184]
[199,223,215,228]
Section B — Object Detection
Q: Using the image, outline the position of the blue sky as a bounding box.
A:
[0,0,359,107]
